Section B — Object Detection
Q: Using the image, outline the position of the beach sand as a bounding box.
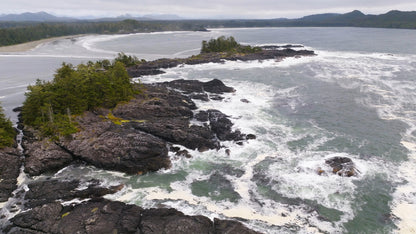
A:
[0,35,86,53]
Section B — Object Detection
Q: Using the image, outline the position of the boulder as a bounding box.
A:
[23,140,73,176]
[325,157,357,177]
[160,79,235,95]
[0,147,20,202]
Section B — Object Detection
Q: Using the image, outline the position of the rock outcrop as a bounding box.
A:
[21,80,254,176]
[0,147,20,202]
[3,179,261,234]
[324,157,357,177]
[127,46,315,78]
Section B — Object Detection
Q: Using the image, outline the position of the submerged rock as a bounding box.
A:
[0,147,20,202]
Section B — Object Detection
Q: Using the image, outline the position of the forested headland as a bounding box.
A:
[21,53,142,138]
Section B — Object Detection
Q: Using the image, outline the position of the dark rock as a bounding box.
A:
[160,79,235,94]
[246,134,257,140]
[325,157,357,177]
[8,199,142,234]
[60,112,171,174]
[24,179,123,208]
[141,208,213,234]
[113,85,196,120]
[176,149,192,158]
[207,109,245,141]
[12,107,22,113]
[0,147,20,202]
[203,79,235,94]
[189,93,209,101]
[23,140,74,176]
[209,95,225,101]
[240,99,250,103]
[129,118,218,151]
[214,218,262,234]
[195,111,209,122]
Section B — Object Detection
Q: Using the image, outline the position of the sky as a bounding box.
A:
[1,0,416,19]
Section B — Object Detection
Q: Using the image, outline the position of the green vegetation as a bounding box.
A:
[0,20,206,47]
[22,56,141,138]
[114,52,146,67]
[0,105,15,148]
[200,36,261,54]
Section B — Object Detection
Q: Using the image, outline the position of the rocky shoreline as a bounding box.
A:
[126,46,315,78]
[0,46,318,233]
[0,78,262,233]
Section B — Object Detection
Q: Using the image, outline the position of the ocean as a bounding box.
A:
[1,27,416,233]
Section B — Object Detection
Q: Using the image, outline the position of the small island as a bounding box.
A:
[0,37,315,233]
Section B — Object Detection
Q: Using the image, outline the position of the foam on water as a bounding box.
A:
[303,49,416,232]
[129,61,395,232]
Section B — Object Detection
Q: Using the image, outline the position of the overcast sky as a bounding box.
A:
[1,0,416,19]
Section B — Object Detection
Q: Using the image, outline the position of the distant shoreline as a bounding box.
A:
[0,34,87,53]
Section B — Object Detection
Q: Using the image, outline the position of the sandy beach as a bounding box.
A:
[0,34,86,53]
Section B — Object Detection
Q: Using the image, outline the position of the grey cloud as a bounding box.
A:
[1,0,415,18]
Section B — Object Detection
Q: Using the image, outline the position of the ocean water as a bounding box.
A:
[1,27,416,233]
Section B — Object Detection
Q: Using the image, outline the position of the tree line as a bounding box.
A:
[0,20,206,46]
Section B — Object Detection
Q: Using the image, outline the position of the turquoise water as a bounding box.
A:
[1,27,416,233]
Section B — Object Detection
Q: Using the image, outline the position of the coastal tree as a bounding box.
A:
[0,104,15,148]
[22,59,140,138]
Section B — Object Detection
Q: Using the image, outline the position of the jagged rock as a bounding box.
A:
[24,140,74,176]
[141,208,213,234]
[0,147,20,202]
[23,179,123,208]
[6,199,263,234]
[206,109,245,141]
[60,112,171,175]
[160,79,235,95]
[214,218,262,234]
[325,157,357,177]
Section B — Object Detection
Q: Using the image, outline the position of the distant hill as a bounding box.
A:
[0,12,77,22]
[0,12,182,22]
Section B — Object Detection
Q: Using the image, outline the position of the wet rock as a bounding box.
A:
[325,157,357,177]
[160,78,235,94]
[0,147,20,202]
[176,149,192,158]
[240,98,250,103]
[8,199,142,234]
[246,134,257,140]
[207,109,245,141]
[24,179,123,208]
[214,218,262,234]
[195,111,209,122]
[23,140,74,176]
[141,208,213,234]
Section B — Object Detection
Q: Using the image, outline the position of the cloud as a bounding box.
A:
[1,0,416,18]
